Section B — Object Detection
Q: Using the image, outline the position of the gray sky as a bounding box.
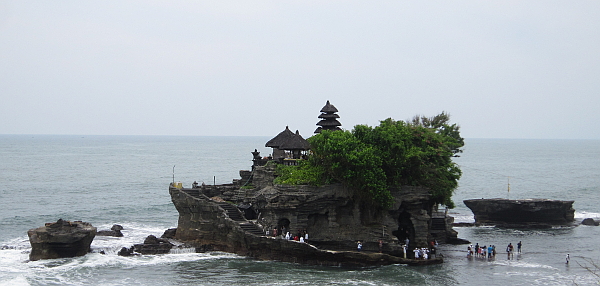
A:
[1,1,599,139]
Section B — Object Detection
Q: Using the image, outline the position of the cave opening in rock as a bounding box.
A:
[277,218,290,232]
[392,209,414,247]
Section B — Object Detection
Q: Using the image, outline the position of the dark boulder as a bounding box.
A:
[581,218,599,226]
[117,246,137,256]
[133,235,174,255]
[28,219,96,261]
[96,224,124,237]
[161,228,177,239]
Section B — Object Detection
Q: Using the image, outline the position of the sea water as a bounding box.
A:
[1,135,599,285]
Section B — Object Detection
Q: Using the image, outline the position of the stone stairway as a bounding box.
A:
[431,218,446,230]
[217,203,265,236]
[182,188,200,198]
[179,188,265,236]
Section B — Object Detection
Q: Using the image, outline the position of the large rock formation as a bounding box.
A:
[464,198,575,226]
[169,164,458,266]
[28,219,96,261]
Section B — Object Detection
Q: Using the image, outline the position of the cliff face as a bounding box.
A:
[171,165,459,259]
[169,187,445,266]
[463,198,575,225]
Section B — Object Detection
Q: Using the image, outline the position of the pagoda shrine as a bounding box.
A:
[314,100,342,133]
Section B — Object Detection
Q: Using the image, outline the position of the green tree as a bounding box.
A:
[274,112,464,209]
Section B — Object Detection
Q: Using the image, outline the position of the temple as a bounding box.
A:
[265,126,310,161]
[168,100,464,266]
[314,100,342,133]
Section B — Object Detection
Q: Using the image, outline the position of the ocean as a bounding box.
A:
[1,135,599,285]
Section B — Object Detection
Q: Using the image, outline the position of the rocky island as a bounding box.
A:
[464,198,575,227]
[28,219,96,261]
[169,101,467,266]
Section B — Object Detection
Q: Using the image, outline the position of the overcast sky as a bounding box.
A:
[1,1,599,139]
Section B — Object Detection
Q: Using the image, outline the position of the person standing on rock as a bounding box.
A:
[566,253,570,264]
[378,240,383,253]
[402,244,407,258]
[357,241,363,252]
[517,241,522,253]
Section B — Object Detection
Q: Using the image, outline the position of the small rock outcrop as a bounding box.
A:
[133,235,174,255]
[96,224,124,237]
[117,246,137,256]
[161,228,177,239]
[581,218,599,226]
[464,198,575,226]
[27,219,97,261]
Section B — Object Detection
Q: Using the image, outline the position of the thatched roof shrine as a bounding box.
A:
[279,130,310,150]
[266,127,310,159]
[315,100,342,133]
[265,126,295,148]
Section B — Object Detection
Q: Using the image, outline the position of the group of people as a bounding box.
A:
[413,247,435,259]
[467,241,522,259]
[269,227,309,243]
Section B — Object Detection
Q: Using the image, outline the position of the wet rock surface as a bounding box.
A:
[133,235,174,255]
[464,198,575,225]
[581,218,599,226]
[96,224,124,237]
[169,164,460,266]
[27,219,97,261]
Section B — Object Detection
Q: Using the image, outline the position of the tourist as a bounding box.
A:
[357,241,363,252]
[192,181,198,188]
[404,238,409,247]
[379,240,383,253]
[566,253,570,264]
[304,231,309,242]
[285,232,291,240]
[517,241,522,253]
[299,236,305,243]
[507,243,514,258]
[487,245,493,258]
[413,248,420,259]
[402,244,407,258]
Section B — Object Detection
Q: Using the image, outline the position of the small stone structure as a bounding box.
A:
[28,219,96,261]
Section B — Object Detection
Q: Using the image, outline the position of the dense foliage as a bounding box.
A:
[274,112,464,209]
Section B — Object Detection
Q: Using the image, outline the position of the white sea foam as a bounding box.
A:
[574,211,600,220]
[492,260,556,270]
[0,223,242,285]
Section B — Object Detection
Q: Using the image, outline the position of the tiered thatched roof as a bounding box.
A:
[315,100,342,133]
